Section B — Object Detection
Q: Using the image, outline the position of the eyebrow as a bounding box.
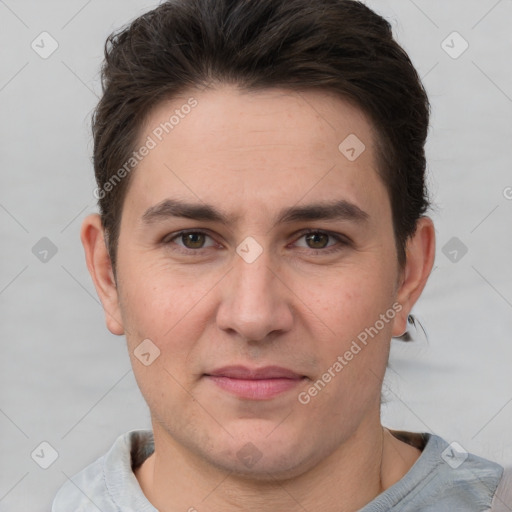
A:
[140,198,369,227]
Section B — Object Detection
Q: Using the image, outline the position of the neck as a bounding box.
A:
[135,419,420,512]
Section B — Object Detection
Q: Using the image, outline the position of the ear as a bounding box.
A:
[80,213,125,335]
[392,216,436,337]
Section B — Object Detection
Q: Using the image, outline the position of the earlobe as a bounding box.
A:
[80,214,125,335]
[392,216,436,338]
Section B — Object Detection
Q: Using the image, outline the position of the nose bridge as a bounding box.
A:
[234,241,275,300]
[232,237,279,311]
[216,236,292,341]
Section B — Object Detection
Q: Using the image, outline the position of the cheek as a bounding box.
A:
[298,263,397,404]
[118,258,210,341]
[117,264,223,403]
[307,263,397,341]
[119,268,205,407]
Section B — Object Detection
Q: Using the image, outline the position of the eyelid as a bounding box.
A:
[292,228,351,245]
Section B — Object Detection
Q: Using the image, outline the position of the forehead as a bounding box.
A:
[141,86,375,159]
[123,85,389,225]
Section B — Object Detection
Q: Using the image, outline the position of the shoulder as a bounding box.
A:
[413,433,504,510]
[51,429,156,512]
[363,431,505,511]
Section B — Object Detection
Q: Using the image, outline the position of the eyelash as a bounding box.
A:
[161,229,350,256]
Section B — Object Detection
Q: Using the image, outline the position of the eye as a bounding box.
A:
[162,230,217,251]
[293,230,349,254]
[161,228,350,256]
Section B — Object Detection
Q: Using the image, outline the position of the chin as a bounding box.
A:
[202,427,323,481]
[215,452,312,482]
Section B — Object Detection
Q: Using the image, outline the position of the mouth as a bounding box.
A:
[204,365,307,400]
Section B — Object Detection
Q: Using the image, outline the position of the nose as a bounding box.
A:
[215,242,294,343]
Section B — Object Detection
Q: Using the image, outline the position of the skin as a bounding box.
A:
[81,86,435,511]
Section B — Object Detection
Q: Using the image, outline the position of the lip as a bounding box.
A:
[206,365,304,379]
[204,365,306,400]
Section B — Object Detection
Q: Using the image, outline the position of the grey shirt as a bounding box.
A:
[52,429,508,511]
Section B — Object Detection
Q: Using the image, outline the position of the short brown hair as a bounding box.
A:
[92,0,430,272]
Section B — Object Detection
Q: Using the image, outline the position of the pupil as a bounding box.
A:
[184,233,204,248]
[306,232,328,249]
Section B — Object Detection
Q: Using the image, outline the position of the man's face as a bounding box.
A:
[112,86,403,477]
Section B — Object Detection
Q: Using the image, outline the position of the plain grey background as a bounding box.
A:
[1,1,511,510]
